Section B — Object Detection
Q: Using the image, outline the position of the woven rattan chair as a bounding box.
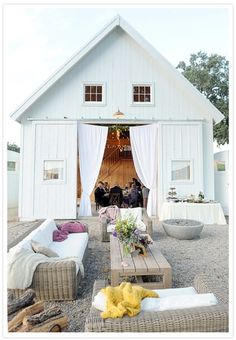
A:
[85,274,228,332]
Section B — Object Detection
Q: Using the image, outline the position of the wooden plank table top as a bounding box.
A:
[110,235,172,288]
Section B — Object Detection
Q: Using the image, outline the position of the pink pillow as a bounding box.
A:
[53,229,69,242]
[59,221,86,233]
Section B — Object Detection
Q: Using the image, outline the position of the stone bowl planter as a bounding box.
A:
[162,219,204,240]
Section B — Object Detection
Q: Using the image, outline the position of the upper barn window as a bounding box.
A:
[132,84,154,104]
[83,83,106,105]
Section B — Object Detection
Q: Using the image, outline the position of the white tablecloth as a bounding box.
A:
[159,202,227,225]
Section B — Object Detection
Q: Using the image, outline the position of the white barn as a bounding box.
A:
[11,15,224,221]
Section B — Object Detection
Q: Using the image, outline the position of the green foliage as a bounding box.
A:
[7,142,20,153]
[177,51,229,145]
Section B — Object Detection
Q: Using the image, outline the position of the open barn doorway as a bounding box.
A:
[77,124,139,216]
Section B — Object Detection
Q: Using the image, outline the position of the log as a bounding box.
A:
[8,289,36,315]
[8,301,44,332]
[18,315,68,332]
[24,306,61,325]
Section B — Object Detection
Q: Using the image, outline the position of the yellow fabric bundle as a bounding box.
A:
[101,282,159,319]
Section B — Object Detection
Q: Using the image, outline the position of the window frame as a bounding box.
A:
[170,159,193,184]
[82,82,106,106]
[8,161,16,172]
[131,82,154,106]
[42,159,66,184]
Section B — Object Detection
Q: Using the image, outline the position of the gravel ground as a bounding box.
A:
[8,217,229,332]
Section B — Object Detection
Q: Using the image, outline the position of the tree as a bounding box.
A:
[7,142,20,153]
[177,51,229,145]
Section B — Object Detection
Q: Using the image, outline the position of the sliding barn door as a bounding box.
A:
[33,121,77,219]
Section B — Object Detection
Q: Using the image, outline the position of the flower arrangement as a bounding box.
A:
[112,215,152,255]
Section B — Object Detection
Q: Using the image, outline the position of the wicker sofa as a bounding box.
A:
[8,219,89,301]
[85,274,228,332]
[101,207,153,242]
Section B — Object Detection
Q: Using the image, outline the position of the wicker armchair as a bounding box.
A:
[85,274,228,332]
[101,208,153,242]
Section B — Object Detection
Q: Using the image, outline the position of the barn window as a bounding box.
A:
[43,160,64,181]
[83,83,105,105]
[215,160,226,172]
[171,160,192,182]
[8,161,16,171]
[132,84,153,104]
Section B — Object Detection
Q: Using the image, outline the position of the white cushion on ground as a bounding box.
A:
[49,232,89,260]
[120,207,142,221]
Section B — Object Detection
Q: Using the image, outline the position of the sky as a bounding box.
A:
[3,4,231,149]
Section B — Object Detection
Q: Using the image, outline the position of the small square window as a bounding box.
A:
[171,160,191,181]
[43,160,64,181]
[84,84,104,103]
[8,161,16,171]
[132,84,152,103]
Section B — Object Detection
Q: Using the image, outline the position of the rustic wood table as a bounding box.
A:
[110,236,172,289]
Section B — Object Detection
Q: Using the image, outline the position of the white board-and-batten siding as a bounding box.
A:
[19,121,77,220]
[158,122,204,207]
[22,27,212,123]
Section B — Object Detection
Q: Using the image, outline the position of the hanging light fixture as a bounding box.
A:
[113,108,125,119]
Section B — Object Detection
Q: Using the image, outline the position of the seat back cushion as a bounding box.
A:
[120,207,142,221]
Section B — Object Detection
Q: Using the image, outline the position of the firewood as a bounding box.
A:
[23,306,61,325]
[8,301,44,332]
[8,289,36,315]
[18,315,68,332]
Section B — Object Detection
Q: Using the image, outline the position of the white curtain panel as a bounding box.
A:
[78,123,108,216]
[130,124,158,217]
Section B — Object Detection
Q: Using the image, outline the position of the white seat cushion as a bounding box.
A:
[141,293,218,311]
[49,232,89,261]
[92,287,218,312]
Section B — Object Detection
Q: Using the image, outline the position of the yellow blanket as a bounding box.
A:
[101,282,159,319]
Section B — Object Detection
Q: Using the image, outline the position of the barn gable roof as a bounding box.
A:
[11,15,224,123]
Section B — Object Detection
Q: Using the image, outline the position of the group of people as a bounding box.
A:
[94,178,149,209]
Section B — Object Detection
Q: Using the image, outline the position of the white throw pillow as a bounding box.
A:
[92,291,106,311]
[31,240,59,257]
[136,220,146,231]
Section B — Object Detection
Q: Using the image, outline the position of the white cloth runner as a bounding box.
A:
[8,248,84,289]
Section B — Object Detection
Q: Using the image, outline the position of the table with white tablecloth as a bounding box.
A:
[159,202,227,225]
